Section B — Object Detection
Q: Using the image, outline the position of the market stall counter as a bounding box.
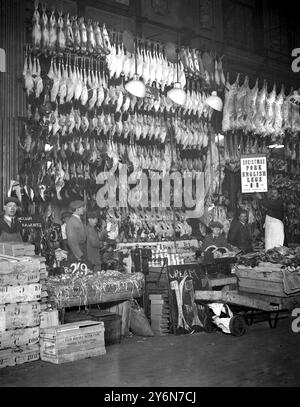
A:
[45,270,144,320]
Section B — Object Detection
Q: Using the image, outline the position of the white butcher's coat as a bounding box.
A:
[265,215,284,251]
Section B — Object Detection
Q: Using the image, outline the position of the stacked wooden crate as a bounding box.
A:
[37,256,49,310]
[236,263,287,297]
[0,254,42,368]
[0,242,36,257]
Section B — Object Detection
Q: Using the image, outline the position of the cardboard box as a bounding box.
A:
[0,302,41,331]
[0,327,40,350]
[0,345,40,368]
[0,284,41,304]
[40,321,106,364]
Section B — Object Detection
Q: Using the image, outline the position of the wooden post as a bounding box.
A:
[0,0,26,206]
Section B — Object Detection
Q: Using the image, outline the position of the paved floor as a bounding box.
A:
[0,317,300,387]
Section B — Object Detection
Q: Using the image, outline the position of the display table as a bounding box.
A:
[45,271,144,310]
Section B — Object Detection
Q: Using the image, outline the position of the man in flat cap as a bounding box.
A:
[201,220,232,252]
[0,197,23,243]
[66,201,87,263]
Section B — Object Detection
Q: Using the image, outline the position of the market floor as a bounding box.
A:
[1,316,300,387]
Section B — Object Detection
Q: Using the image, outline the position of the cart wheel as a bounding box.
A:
[229,315,246,337]
[203,315,218,333]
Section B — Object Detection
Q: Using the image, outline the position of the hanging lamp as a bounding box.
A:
[124,29,146,98]
[167,46,186,106]
[206,90,223,112]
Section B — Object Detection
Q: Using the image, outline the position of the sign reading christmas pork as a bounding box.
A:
[240,154,268,194]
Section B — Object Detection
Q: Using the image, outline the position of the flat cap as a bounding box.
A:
[209,221,223,229]
[69,200,85,210]
[4,196,20,206]
[87,210,99,219]
[61,211,72,220]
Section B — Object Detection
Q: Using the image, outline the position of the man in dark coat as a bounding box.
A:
[66,200,87,263]
[86,210,106,270]
[228,210,253,253]
[0,197,23,243]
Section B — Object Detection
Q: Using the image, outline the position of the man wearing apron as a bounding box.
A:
[257,189,285,251]
[0,197,23,243]
[66,200,87,263]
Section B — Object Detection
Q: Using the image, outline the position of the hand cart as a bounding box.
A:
[195,286,300,335]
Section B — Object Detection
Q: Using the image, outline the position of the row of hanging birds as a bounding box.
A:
[30,2,225,94]
[23,52,215,119]
[20,127,207,203]
[222,74,300,139]
[24,101,211,150]
[31,1,225,87]
[180,48,226,88]
[31,1,111,56]
[123,209,193,241]
[23,53,214,148]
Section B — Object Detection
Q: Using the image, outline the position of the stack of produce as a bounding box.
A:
[237,246,300,269]
[0,255,42,368]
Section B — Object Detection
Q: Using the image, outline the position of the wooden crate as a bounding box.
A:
[236,268,289,297]
[0,257,41,275]
[0,327,40,350]
[0,302,41,331]
[0,345,40,368]
[0,348,15,368]
[40,321,106,364]
[40,310,59,329]
[1,243,35,257]
[0,270,40,286]
[0,283,41,304]
[15,344,40,365]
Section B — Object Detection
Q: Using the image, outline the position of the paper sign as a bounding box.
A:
[240,154,268,193]
[19,216,43,229]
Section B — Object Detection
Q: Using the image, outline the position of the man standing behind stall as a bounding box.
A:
[256,189,285,250]
[66,200,87,263]
[228,210,253,253]
[0,197,23,243]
